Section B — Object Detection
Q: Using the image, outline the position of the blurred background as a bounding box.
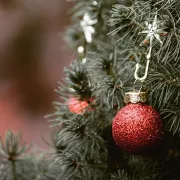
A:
[0,0,72,148]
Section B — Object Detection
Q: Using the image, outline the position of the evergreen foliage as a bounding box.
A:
[1,0,180,179]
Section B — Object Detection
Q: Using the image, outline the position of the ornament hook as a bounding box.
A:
[135,9,166,83]
[134,58,150,83]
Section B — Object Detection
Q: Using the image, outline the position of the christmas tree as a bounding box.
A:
[1,0,180,179]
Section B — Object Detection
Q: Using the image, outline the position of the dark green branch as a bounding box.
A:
[12,159,17,180]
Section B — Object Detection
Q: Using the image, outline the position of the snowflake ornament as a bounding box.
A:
[139,12,167,47]
[80,13,98,43]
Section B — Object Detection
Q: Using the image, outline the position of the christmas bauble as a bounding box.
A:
[68,97,89,115]
[112,92,163,153]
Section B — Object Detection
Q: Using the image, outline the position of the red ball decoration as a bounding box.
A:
[68,97,89,115]
[112,103,163,153]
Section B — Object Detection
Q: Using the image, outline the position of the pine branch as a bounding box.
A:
[0,131,37,180]
[162,105,180,135]
[86,44,133,110]
[146,62,180,108]
[59,60,92,100]
[111,170,133,180]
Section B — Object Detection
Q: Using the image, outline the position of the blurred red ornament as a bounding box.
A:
[112,92,163,153]
[68,97,89,114]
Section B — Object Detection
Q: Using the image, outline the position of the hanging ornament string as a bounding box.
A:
[134,10,167,84]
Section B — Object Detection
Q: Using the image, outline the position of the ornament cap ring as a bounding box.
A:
[124,91,147,104]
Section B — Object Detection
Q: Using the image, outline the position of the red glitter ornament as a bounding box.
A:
[112,92,163,153]
[68,97,89,115]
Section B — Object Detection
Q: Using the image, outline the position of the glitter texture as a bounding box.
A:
[112,103,163,153]
[68,97,89,114]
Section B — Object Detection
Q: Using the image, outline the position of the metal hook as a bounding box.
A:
[134,59,150,83]
[134,38,152,83]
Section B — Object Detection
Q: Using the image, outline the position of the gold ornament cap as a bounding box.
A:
[124,91,147,104]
